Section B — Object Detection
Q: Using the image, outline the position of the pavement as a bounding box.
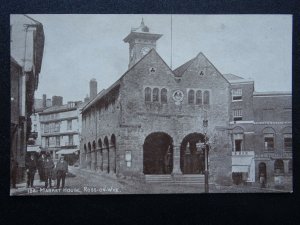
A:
[10,167,292,196]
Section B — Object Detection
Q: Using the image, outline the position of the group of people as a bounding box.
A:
[25,153,69,189]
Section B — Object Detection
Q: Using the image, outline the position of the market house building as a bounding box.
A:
[80,20,292,188]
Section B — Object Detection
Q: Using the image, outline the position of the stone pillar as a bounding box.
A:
[91,151,95,171]
[172,146,182,175]
[102,148,109,173]
[97,150,102,172]
[87,152,91,170]
[110,146,116,174]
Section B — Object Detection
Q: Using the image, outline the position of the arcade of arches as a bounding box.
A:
[143,132,207,175]
[82,134,117,174]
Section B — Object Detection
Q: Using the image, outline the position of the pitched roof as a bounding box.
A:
[173,58,195,77]
[223,73,253,84]
[173,52,230,84]
[81,49,175,113]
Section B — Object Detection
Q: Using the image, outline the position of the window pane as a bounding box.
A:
[188,90,195,104]
[153,88,159,102]
[284,137,292,151]
[161,88,168,103]
[196,90,202,105]
[145,87,151,102]
[203,91,209,104]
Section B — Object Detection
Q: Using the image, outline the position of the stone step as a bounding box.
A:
[145,174,205,184]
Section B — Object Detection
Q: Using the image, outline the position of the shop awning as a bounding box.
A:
[56,149,79,155]
[232,165,249,173]
[27,145,41,152]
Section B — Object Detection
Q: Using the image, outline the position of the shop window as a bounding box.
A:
[145,87,151,102]
[196,90,202,105]
[188,90,195,104]
[161,88,168,103]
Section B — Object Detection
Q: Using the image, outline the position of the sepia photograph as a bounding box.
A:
[10,14,292,195]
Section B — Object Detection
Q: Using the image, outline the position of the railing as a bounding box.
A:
[255,151,292,159]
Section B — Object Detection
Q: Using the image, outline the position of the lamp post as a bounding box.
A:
[203,110,209,193]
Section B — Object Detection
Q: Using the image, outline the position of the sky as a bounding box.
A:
[28,14,292,103]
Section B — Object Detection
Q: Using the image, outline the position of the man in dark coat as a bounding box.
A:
[25,154,37,188]
[44,156,54,188]
[10,158,18,188]
[56,156,68,189]
[37,153,46,181]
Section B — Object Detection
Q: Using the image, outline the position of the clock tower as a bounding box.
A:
[123,19,162,69]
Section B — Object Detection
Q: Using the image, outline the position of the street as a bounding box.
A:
[10,166,290,196]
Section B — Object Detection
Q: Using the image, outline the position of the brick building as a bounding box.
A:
[80,20,292,188]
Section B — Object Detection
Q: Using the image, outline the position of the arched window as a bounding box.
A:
[263,127,275,151]
[196,90,202,105]
[203,91,209,105]
[145,87,151,102]
[188,90,195,104]
[153,88,159,102]
[161,88,168,103]
[274,159,284,174]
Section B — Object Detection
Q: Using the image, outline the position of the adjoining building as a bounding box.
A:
[39,100,84,165]
[80,20,292,189]
[10,15,45,183]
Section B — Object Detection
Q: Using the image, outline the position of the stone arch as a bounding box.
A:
[281,126,292,134]
[110,134,117,174]
[87,142,92,170]
[104,136,110,173]
[143,132,173,174]
[83,144,87,168]
[258,162,267,181]
[98,138,103,171]
[92,141,97,171]
[180,132,206,174]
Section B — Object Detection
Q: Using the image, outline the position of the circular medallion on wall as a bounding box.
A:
[172,90,184,105]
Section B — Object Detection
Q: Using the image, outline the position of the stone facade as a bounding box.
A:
[80,20,292,189]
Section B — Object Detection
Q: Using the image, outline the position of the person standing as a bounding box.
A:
[37,153,46,182]
[25,154,37,188]
[44,155,54,188]
[10,158,18,188]
[56,156,68,189]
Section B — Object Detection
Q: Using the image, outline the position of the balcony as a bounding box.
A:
[255,151,292,159]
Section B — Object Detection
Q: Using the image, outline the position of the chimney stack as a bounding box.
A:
[89,78,97,100]
[42,94,46,108]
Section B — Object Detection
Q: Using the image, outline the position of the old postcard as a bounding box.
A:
[10,14,292,195]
